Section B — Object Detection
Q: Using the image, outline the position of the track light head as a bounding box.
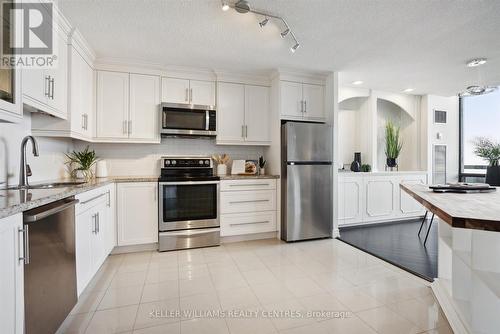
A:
[221,0,230,11]
[234,0,250,13]
[259,17,269,28]
[290,42,300,53]
[280,28,290,38]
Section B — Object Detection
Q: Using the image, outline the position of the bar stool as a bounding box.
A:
[418,211,435,246]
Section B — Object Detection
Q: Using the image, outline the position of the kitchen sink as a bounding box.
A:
[0,181,86,190]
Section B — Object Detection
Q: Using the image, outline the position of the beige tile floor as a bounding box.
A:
[57,238,454,334]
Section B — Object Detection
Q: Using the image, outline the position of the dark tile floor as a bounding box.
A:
[338,218,438,281]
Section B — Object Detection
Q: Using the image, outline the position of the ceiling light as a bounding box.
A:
[221,0,230,11]
[280,28,290,38]
[460,85,498,97]
[403,88,414,93]
[466,58,487,67]
[234,0,250,13]
[351,81,363,85]
[290,43,300,53]
[259,17,269,28]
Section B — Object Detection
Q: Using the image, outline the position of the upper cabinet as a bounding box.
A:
[162,77,215,106]
[280,80,325,122]
[95,71,160,143]
[217,82,270,145]
[23,24,69,119]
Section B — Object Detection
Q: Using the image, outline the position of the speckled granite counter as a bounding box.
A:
[218,175,279,180]
[0,176,158,219]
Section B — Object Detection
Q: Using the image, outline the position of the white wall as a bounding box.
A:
[75,138,264,176]
[0,111,72,185]
[421,95,460,183]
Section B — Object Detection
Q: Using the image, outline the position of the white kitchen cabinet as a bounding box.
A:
[162,77,215,106]
[220,179,278,237]
[96,71,130,139]
[129,74,160,141]
[217,82,245,143]
[244,85,270,144]
[280,80,325,122]
[0,213,24,334]
[217,82,270,145]
[117,182,158,246]
[337,172,427,227]
[23,27,68,119]
[75,185,115,295]
[0,67,22,122]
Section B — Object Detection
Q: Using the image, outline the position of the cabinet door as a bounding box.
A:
[216,82,245,143]
[189,80,215,106]
[399,176,426,217]
[280,81,303,119]
[69,48,86,136]
[96,71,129,139]
[81,58,94,138]
[91,203,107,273]
[0,214,24,334]
[244,85,270,144]
[117,182,158,246]
[22,68,47,105]
[75,210,93,296]
[48,30,68,117]
[302,83,324,121]
[103,185,116,254]
[338,177,364,226]
[364,176,397,221]
[129,74,160,141]
[161,77,189,104]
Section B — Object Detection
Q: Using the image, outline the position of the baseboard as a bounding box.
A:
[431,279,470,334]
[111,243,158,254]
[339,216,425,230]
[221,231,278,243]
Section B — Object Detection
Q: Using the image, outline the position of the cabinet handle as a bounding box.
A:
[84,114,88,130]
[96,212,100,233]
[189,88,193,103]
[18,226,30,265]
[106,190,111,207]
[91,214,96,234]
[82,114,86,130]
[80,192,107,205]
[50,78,55,99]
[229,183,269,187]
[185,88,189,102]
[229,199,270,204]
[128,120,132,135]
[123,120,127,134]
[241,125,245,138]
[304,100,307,113]
[245,125,248,138]
[44,76,50,97]
[230,220,269,226]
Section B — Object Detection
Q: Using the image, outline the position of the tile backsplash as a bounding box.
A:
[75,137,265,176]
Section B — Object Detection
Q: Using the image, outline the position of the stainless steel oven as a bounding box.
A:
[161,103,216,137]
[158,157,220,251]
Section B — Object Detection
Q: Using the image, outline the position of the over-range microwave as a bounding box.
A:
[161,102,216,137]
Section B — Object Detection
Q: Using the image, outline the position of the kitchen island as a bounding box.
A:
[401,183,500,334]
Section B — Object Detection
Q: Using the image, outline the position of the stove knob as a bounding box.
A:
[172,160,177,165]
[165,160,170,165]
[199,160,203,165]
[205,160,210,165]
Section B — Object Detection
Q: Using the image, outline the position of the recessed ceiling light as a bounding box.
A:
[351,81,363,85]
[403,88,414,93]
[466,58,487,67]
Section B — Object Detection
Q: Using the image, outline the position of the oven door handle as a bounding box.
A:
[160,228,220,236]
[159,181,220,185]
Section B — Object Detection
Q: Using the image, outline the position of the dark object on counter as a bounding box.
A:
[429,183,496,193]
[350,152,361,172]
[361,164,371,172]
[386,158,397,168]
[486,166,500,186]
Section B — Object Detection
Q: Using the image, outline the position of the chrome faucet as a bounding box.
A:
[19,136,39,188]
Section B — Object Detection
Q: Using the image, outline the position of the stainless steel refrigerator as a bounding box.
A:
[281,122,333,241]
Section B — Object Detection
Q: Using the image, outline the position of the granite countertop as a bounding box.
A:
[218,174,280,180]
[0,176,158,220]
[338,170,428,176]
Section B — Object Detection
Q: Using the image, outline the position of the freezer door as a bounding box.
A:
[284,122,332,162]
[282,164,332,241]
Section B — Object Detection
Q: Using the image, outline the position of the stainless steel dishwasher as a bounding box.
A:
[21,197,79,334]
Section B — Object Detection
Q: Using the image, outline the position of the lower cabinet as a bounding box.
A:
[75,184,115,296]
[220,179,277,237]
[0,213,24,334]
[338,172,427,226]
[116,182,158,246]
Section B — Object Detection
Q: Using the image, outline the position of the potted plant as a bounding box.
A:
[472,137,500,186]
[385,120,403,168]
[258,156,267,175]
[65,146,98,180]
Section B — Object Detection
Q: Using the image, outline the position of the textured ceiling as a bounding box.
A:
[59,0,500,96]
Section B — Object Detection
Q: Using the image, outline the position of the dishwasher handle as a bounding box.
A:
[24,199,80,222]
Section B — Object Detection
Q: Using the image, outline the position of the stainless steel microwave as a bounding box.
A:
[161,102,216,137]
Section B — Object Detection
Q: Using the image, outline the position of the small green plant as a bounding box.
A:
[472,137,500,166]
[385,120,403,160]
[361,164,372,172]
[65,146,98,179]
[258,156,267,169]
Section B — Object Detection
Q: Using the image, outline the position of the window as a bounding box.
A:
[460,88,500,179]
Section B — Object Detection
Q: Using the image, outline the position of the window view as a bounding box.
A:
[461,88,500,175]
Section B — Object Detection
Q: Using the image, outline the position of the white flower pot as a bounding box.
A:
[217,164,227,176]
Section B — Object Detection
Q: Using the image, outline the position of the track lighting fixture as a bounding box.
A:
[290,42,300,53]
[280,28,290,38]
[221,0,229,11]
[259,17,269,28]
[459,58,498,96]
